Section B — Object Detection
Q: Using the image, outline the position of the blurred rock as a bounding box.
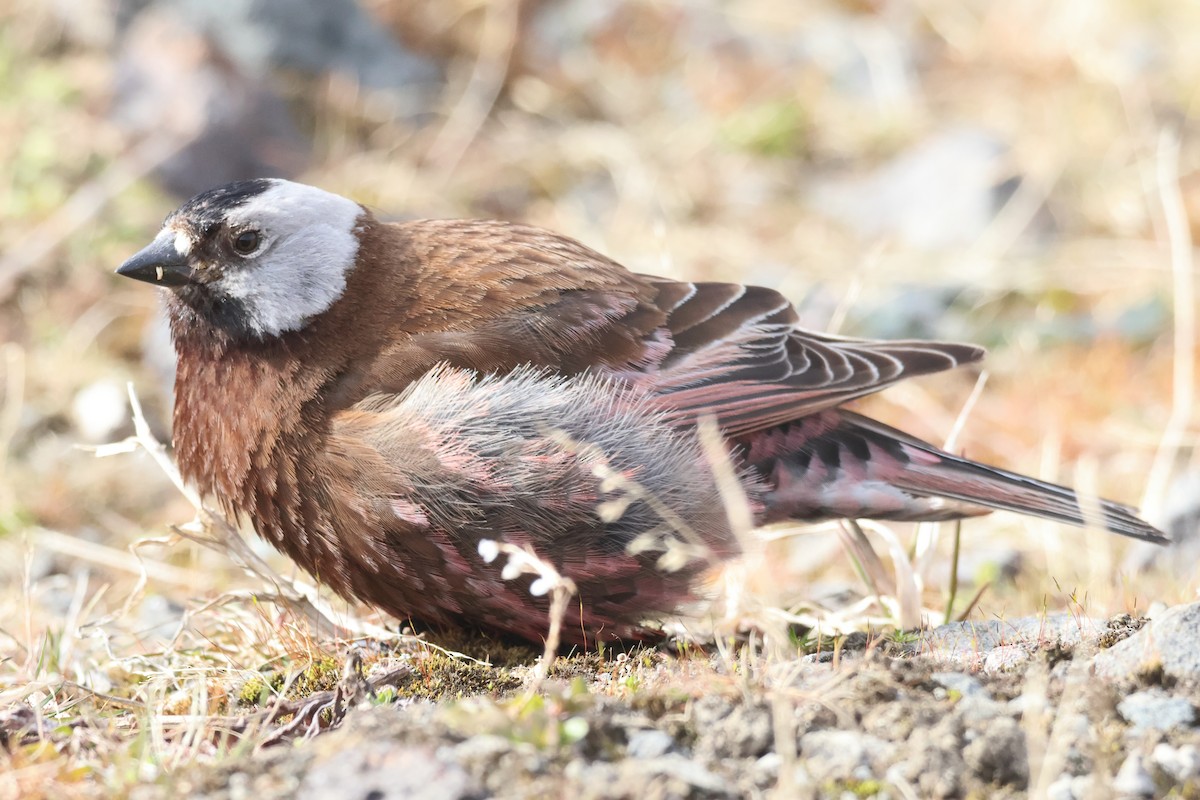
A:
[299,741,480,800]
[111,8,311,197]
[799,729,895,783]
[625,729,679,759]
[848,284,967,341]
[912,613,1102,669]
[137,593,186,643]
[1116,689,1195,731]
[67,0,443,93]
[159,0,442,94]
[70,379,128,443]
[100,0,444,197]
[1093,601,1200,681]
[1151,743,1200,783]
[1124,469,1200,575]
[791,11,919,110]
[963,716,1028,789]
[810,127,1048,253]
[1112,752,1155,798]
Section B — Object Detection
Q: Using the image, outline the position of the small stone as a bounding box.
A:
[71,380,128,443]
[984,645,1033,673]
[626,729,677,759]
[752,752,782,786]
[298,742,478,800]
[1152,743,1200,782]
[963,717,1028,788]
[799,729,895,783]
[1046,774,1077,800]
[1113,753,1155,798]
[916,614,1103,670]
[931,672,988,699]
[808,127,1022,253]
[1070,775,1099,799]
[1092,602,1200,681]
[693,700,773,760]
[1117,690,1195,731]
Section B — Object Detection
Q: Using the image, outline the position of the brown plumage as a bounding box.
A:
[117,179,1166,645]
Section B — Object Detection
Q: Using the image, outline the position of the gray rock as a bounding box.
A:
[112,8,310,198]
[1125,469,1200,575]
[1113,752,1155,798]
[799,729,895,783]
[146,0,441,92]
[1152,743,1200,783]
[963,717,1028,789]
[913,614,1102,670]
[889,713,965,798]
[751,752,782,787]
[1117,690,1195,731]
[626,729,678,759]
[1093,602,1200,681]
[696,702,773,760]
[1046,774,1077,800]
[809,127,1040,253]
[569,755,733,799]
[983,645,1033,673]
[70,380,129,444]
[298,742,481,800]
[449,734,519,769]
[933,670,1006,726]
[931,672,988,699]
[1059,775,1101,800]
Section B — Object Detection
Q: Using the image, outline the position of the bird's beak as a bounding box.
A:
[116,233,195,287]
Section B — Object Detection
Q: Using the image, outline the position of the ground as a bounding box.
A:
[0,1,1198,798]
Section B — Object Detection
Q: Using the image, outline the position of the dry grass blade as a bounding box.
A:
[1142,128,1195,519]
[425,0,520,173]
[477,539,577,690]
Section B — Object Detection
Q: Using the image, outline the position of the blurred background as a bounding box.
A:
[0,0,1197,666]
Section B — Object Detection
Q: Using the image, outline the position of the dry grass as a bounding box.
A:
[0,0,1197,796]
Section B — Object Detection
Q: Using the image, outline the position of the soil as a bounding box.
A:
[103,613,1200,800]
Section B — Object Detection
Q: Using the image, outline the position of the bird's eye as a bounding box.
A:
[232,229,262,255]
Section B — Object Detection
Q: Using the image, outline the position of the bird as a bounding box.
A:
[116,178,1166,645]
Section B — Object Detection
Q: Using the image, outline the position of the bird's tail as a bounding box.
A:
[749,410,1167,544]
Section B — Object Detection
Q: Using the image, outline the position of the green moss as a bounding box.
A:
[823,778,886,797]
[720,99,809,157]
[237,655,342,706]
[394,653,522,701]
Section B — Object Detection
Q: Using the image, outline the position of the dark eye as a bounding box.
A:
[232,229,262,255]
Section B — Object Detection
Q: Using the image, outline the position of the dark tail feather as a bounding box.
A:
[750,410,1168,544]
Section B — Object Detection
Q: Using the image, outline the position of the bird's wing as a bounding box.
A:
[640,278,986,437]
[339,220,984,435]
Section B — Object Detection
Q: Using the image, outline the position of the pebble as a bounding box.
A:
[1112,752,1155,798]
[931,672,988,699]
[71,380,128,443]
[298,742,478,800]
[799,729,894,783]
[984,645,1032,673]
[1093,601,1200,681]
[1117,690,1195,731]
[626,729,678,759]
[1151,742,1200,782]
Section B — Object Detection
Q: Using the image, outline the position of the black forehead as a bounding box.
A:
[166,179,274,233]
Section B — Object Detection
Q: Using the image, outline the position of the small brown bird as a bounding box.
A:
[117,179,1165,644]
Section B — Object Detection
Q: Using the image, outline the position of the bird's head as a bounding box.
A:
[117,179,366,339]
